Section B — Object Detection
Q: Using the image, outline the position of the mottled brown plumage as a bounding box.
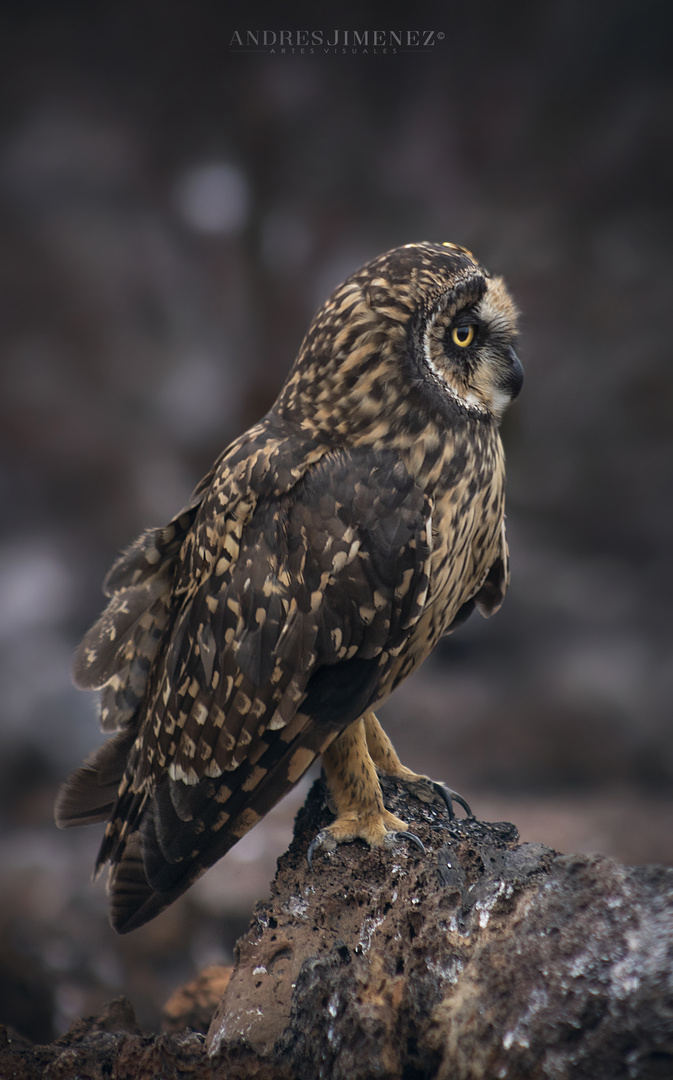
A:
[55,242,523,932]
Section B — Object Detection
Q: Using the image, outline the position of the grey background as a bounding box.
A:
[0,0,671,1039]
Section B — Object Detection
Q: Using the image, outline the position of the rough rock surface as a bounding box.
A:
[209,777,673,1078]
[0,996,210,1080]
[2,777,673,1079]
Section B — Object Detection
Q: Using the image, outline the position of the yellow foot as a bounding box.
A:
[307,808,425,869]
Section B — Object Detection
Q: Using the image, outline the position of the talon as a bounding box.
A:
[385,829,426,854]
[432,782,474,820]
[307,829,337,869]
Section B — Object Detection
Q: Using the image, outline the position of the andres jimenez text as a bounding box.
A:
[229,30,443,52]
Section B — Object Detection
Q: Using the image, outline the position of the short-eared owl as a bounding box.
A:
[56,242,523,932]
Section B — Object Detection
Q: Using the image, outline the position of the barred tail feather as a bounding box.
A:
[54,730,136,829]
[106,716,340,933]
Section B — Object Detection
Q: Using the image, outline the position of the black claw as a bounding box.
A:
[307,828,338,869]
[433,782,474,820]
[308,827,426,868]
[390,830,426,854]
[307,833,322,870]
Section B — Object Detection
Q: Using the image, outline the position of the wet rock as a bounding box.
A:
[2,777,672,1078]
[209,777,673,1079]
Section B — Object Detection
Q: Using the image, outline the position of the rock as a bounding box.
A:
[0,998,211,1080]
[65,995,143,1039]
[208,776,673,1079]
[2,776,672,1078]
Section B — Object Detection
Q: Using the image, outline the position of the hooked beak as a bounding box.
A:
[504,346,524,400]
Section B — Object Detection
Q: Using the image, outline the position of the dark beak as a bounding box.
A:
[504,346,524,400]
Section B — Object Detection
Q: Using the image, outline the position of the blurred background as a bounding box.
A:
[0,0,671,1043]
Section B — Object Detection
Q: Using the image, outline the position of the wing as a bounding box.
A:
[475,517,509,617]
[54,478,216,832]
[68,457,220,729]
[56,422,282,824]
[59,447,433,932]
[439,516,510,638]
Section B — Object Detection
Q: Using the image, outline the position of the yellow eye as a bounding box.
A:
[451,325,476,348]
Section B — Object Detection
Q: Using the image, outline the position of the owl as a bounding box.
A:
[55,242,523,933]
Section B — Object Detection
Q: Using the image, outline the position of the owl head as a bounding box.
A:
[275,242,523,441]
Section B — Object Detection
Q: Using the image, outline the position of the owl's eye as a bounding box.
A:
[451,325,476,348]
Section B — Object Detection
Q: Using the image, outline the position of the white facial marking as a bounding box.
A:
[422,305,488,416]
[490,386,511,416]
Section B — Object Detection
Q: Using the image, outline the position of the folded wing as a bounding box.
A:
[57,446,433,931]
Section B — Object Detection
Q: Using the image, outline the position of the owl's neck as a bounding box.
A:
[387,417,503,496]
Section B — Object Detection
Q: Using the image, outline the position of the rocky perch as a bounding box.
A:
[3,777,673,1079]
